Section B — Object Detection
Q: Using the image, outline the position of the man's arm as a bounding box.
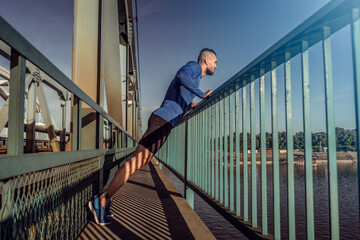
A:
[176,65,205,99]
[188,90,213,111]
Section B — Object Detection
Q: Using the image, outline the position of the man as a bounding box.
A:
[89,48,217,225]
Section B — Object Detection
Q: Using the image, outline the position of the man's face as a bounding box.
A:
[206,54,217,76]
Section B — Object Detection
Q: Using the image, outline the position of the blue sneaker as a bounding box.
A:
[106,199,115,217]
[88,196,112,225]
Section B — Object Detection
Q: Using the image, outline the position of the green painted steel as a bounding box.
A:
[259,68,268,235]
[186,188,195,209]
[271,61,281,239]
[3,0,357,238]
[0,18,136,139]
[235,89,241,216]
[224,96,229,208]
[323,26,340,240]
[201,110,207,192]
[351,7,360,218]
[284,52,295,240]
[220,99,224,204]
[7,52,26,155]
[206,108,212,195]
[0,148,135,179]
[215,100,220,201]
[154,2,360,239]
[201,111,204,189]
[199,113,201,187]
[211,105,215,197]
[250,76,257,228]
[242,85,248,221]
[192,117,195,183]
[302,40,315,240]
[229,90,235,212]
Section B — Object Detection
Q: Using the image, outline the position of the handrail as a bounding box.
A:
[187,0,360,119]
[158,0,360,239]
[0,16,134,141]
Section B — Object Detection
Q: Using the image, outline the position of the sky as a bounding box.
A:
[0,0,356,134]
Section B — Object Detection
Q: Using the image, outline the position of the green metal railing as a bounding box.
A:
[0,15,137,239]
[156,0,360,239]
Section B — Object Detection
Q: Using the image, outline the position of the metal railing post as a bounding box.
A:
[302,40,315,240]
[7,50,26,155]
[184,115,194,208]
[323,26,340,240]
[351,7,360,227]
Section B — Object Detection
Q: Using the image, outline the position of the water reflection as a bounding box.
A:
[162,161,359,239]
[239,161,359,239]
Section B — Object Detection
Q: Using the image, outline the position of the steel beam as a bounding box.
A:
[284,52,295,239]
[25,81,37,153]
[7,50,26,154]
[37,83,60,152]
[302,40,315,240]
[323,26,339,240]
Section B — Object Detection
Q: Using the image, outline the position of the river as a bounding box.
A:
[161,160,359,239]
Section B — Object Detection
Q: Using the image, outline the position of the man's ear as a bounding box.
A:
[204,58,209,65]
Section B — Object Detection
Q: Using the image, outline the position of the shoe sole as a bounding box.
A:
[88,201,111,226]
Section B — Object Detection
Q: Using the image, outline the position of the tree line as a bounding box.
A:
[225,127,356,151]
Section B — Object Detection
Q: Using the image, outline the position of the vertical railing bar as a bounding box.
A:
[259,68,268,235]
[211,104,215,197]
[201,109,207,192]
[243,84,248,221]
[190,118,194,183]
[205,108,207,191]
[250,75,257,227]
[195,115,197,185]
[8,51,26,154]
[230,89,235,212]
[197,113,200,187]
[323,26,339,240]
[302,40,315,240]
[351,7,360,226]
[225,95,229,208]
[193,117,196,183]
[25,80,37,153]
[220,97,224,204]
[235,86,241,216]
[202,109,205,190]
[285,51,296,240]
[195,114,198,186]
[184,115,189,199]
[198,113,201,187]
[207,107,211,194]
[271,60,281,239]
[216,100,220,201]
[200,112,202,187]
[72,96,81,151]
[204,108,207,191]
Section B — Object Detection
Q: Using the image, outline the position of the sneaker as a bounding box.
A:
[88,196,112,225]
[106,199,115,217]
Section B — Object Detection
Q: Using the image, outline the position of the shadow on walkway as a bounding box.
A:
[78,162,214,240]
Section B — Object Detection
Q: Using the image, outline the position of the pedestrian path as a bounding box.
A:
[78,162,215,240]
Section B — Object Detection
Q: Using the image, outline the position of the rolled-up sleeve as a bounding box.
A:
[176,65,204,99]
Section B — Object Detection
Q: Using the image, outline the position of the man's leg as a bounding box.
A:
[99,144,154,207]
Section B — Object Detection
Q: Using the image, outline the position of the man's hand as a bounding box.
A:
[204,90,213,99]
[189,102,198,111]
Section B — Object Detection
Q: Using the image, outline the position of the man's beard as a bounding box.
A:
[206,68,214,75]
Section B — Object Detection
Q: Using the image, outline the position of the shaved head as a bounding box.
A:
[197,48,217,76]
[197,48,217,63]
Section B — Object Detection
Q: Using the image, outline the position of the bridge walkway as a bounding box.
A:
[78,162,215,240]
